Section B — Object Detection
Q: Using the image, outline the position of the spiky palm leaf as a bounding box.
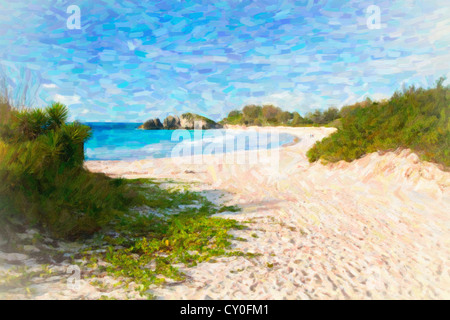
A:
[46,102,69,130]
[14,108,50,140]
[61,121,92,145]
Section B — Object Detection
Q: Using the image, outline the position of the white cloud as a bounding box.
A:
[42,83,57,89]
[53,94,81,105]
[127,39,143,51]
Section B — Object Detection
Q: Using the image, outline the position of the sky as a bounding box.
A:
[0,0,449,122]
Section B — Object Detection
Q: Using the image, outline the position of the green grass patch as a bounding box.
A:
[82,179,252,298]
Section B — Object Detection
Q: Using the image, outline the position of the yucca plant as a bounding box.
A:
[60,121,91,165]
[13,108,50,141]
[61,120,92,144]
[46,102,69,130]
[0,98,142,239]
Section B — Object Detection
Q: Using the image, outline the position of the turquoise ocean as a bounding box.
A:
[84,122,296,161]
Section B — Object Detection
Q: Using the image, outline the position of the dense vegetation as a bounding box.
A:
[0,99,143,239]
[219,79,449,167]
[307,78,450,167]
[181,112,218,126]
[220,104,340,127]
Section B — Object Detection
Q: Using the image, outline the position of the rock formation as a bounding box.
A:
[139,113,223,130]
[138,118,163,130]
[163,115,181,130]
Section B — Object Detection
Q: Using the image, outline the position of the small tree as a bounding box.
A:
[242,104,262,124]
[262,104,282,122]
[291,112,305,126]
[323,107,340,123]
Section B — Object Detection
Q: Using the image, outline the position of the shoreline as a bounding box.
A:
[84,126,450,299]
[85,126,336,180]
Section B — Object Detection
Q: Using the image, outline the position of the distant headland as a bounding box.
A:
[138,113,223,130]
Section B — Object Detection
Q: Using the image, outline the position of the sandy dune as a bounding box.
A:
[85,126,450,299]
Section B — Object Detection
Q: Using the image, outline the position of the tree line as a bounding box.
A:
[220,104,341,126]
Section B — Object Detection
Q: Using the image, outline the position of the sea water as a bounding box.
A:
[84,122,296,161]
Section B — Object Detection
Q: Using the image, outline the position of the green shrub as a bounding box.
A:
[307,78,450,167]
[0,102,141,239]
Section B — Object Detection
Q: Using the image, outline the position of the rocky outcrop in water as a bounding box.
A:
[139,113,222,130]
[163,115,181,130]
[138,118,163,130]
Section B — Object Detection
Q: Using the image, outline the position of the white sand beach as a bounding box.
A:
[84,126,450,299]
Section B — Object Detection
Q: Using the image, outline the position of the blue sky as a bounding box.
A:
[0,0,449,122]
